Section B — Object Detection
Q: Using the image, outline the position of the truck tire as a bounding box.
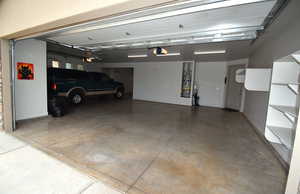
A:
[114,87,125,99]
[69,89,85,105]
[48,97,67,117]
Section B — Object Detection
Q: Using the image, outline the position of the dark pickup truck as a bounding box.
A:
[48,68,125,105]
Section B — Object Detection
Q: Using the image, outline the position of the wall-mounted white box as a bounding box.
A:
[245,68,272,91]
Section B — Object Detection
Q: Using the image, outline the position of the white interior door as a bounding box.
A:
[225,64,245,111]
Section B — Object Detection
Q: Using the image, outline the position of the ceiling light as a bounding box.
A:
[214,33,222,38]
[73,46,86,51]
[60,43,73,48]
[100,45,113,49]
[194,50,226,55]
[132,42,145,46]
[57,0,267,36]
[170,39,188,43]
[115,44,127,48]
[212,38,224,42]
[157,52,181,56]
[193,36,214,40]
[222,33,246,38]
[149,41,164,45]
[128,54,148,58]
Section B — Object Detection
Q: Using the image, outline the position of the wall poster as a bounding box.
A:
[181,61,193,98]
[17,62,34,80]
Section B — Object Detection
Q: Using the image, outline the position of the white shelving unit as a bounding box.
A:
[265,52,300,164]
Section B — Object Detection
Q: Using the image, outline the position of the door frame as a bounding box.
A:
[0,39,15,132]
[224,64,246,112]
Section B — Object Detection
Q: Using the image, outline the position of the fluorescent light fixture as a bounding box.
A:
[60,43,73,48]
[157,52,181,56]
[128,54,148,58]
[100,45,113,49]
[214,33,222,38]
[73,46,86,51]
[170,39,188,43]
[149,41,164,45]
[194,50,226,55]
[193,36,214,40]
[212,38,224,42]
[58,0,267,35]
[115,44,127,47]
[132,42,145,46]
[222,33,246,38]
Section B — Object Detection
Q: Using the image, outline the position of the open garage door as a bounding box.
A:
[10,1,290,194]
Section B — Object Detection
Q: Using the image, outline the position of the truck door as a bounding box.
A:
[90,73,114,92]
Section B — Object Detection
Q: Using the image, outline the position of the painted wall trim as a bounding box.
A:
[0,39,13,131]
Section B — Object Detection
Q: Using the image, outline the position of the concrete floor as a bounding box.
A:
[13,97,287,194]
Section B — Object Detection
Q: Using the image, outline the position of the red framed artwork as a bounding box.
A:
[17,62,34,80]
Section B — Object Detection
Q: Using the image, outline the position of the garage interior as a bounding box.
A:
[10,0,299,193]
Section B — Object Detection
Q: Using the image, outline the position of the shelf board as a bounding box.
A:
[277,55,296,63]
[272,82,300,85]
[272,83,299,94]
[270,105,298,118]
[291,54,300,65]
[267,125,294,150]
[288,84,299,95]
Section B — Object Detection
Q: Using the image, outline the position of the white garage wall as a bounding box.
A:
[134,62,193,105]
[88,60,249,108]
[14,39,48,120]
[87,61,193,106]
[195,61,227,108]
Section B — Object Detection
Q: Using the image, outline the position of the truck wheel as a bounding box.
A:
[69,91,85,105]
[114,87,124,99]
[48,97,66,117]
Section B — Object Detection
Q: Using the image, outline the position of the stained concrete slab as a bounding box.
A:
[127,187,147,194]
[13,98,287,194]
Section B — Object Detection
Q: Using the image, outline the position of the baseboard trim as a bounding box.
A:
[15,114,50,130]
[16,114,49,122]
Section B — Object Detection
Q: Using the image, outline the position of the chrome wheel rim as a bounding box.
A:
[117,91,123,97]
[73,94,82,104]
